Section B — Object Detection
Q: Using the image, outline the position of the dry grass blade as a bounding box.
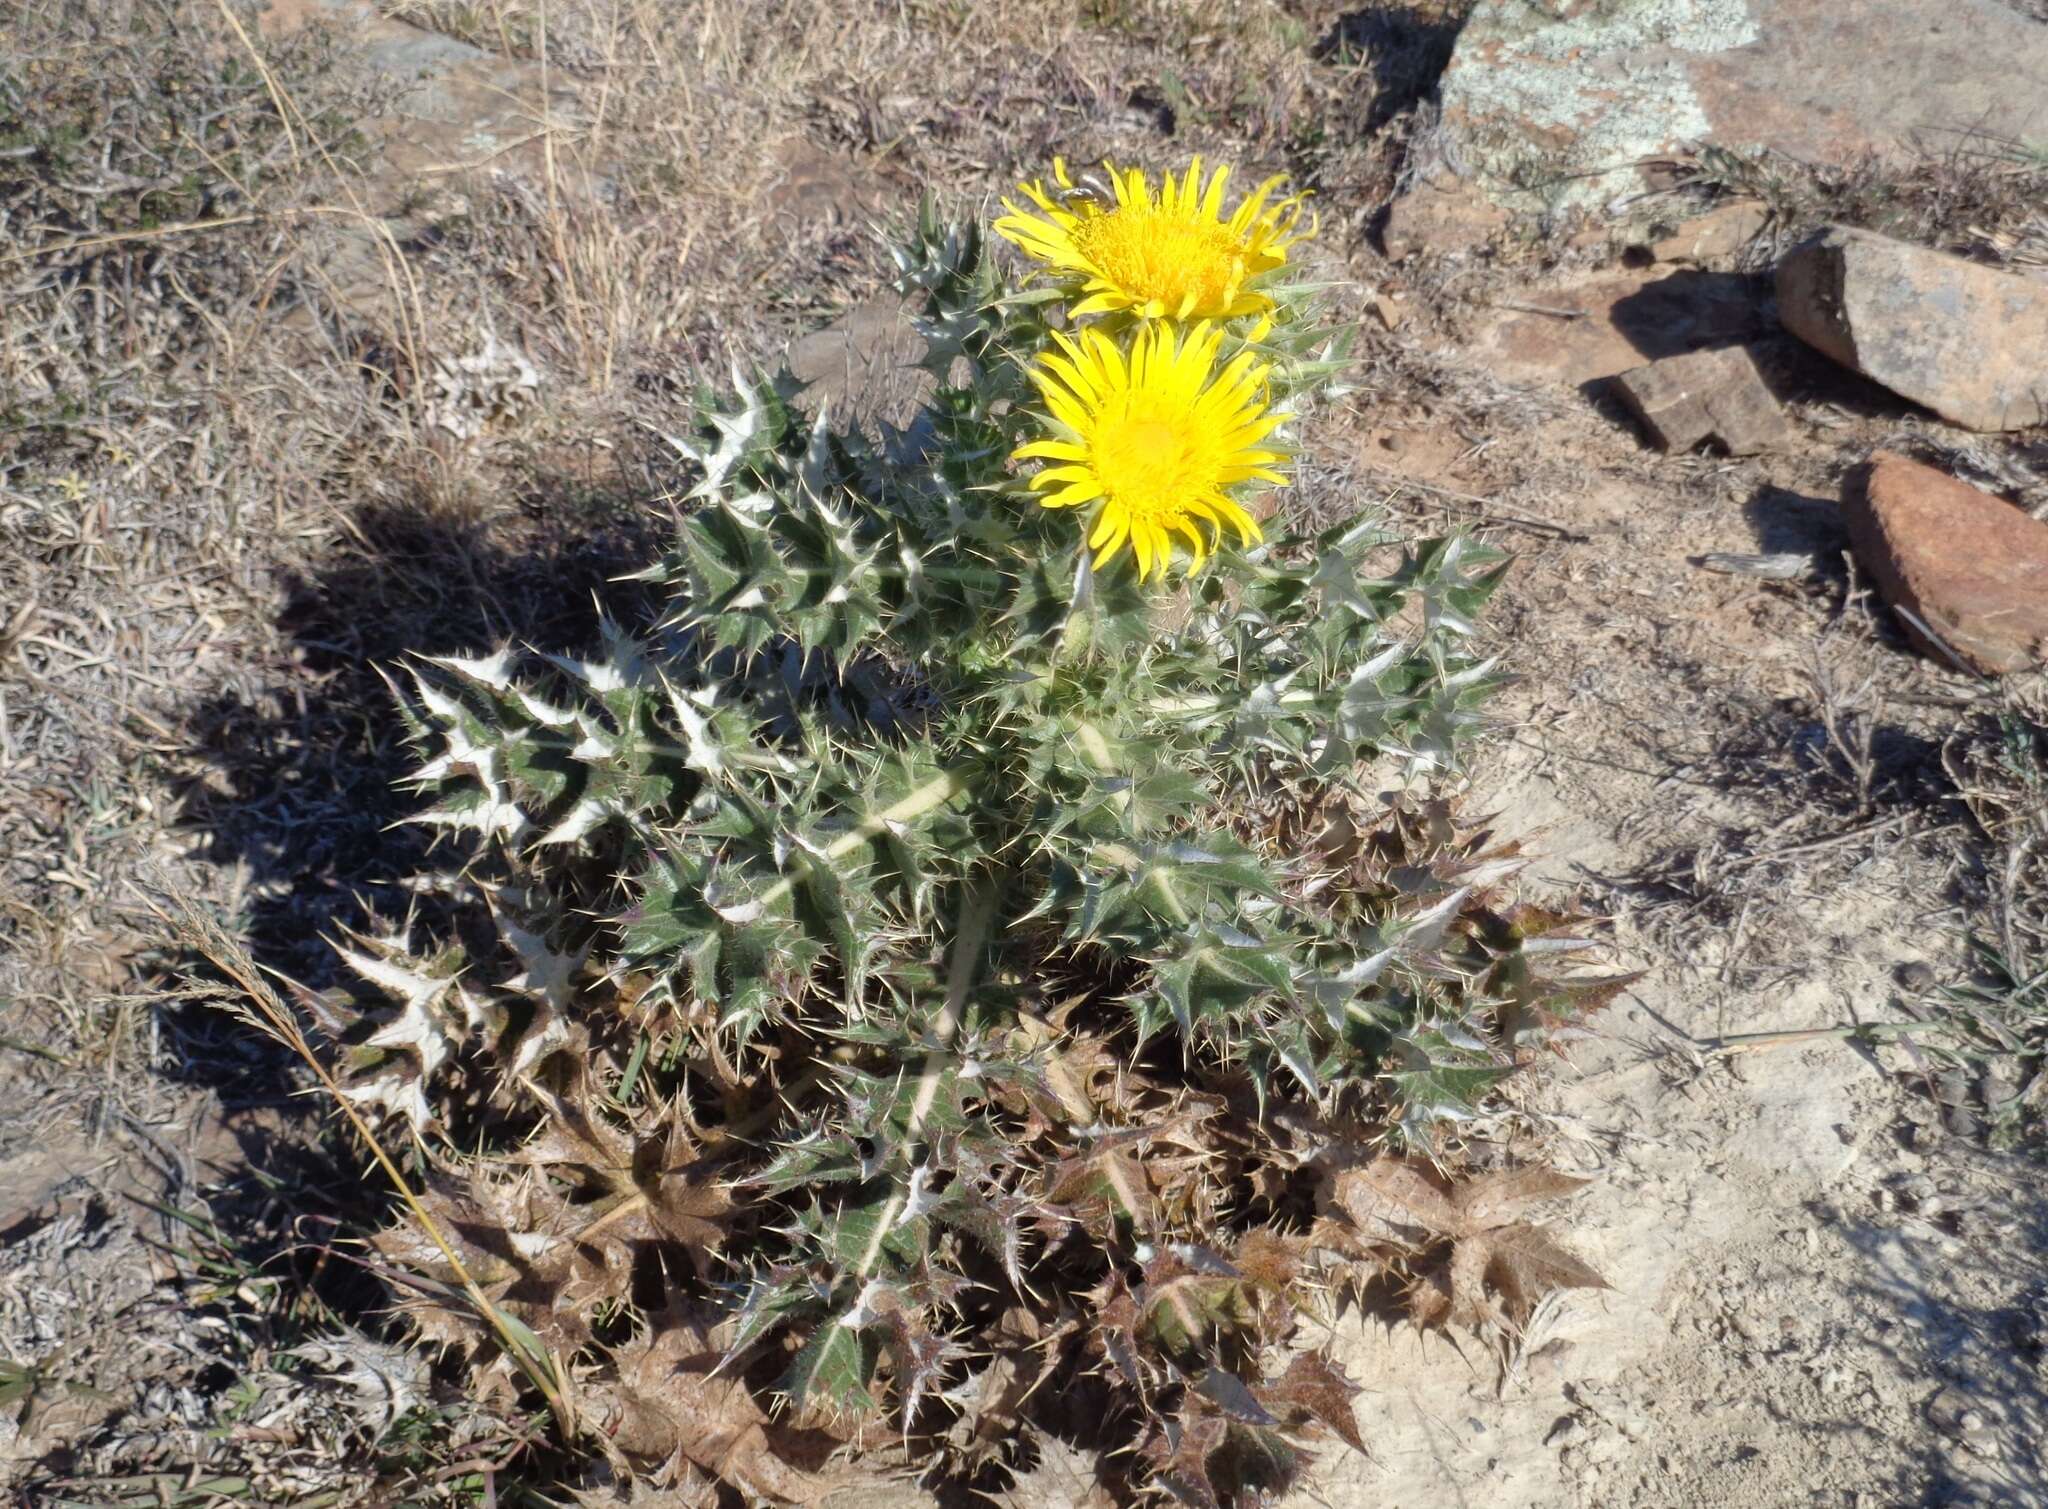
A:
[139,882,580,1439]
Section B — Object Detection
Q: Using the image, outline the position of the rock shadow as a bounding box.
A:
[1604,270,1776,363]
[1315,5,1467,132]
[1742,483,1848,560]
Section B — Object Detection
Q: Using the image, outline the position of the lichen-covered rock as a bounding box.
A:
[1427,0,2048,216]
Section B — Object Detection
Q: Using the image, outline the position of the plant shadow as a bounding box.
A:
[1817,1177,2048,1502]
[162,466,670,1099]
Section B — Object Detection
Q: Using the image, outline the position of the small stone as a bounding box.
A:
[1844,453,2048,675]
[1586,1431,1628,1466]
[1378,174,1509,261]
[1649,202,1771,266]
[1612,345,1792,455]
[1373,293,1405,331]
[1778,226,2048,432]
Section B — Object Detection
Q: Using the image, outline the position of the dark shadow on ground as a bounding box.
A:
[1815,1176,2048,1503]
[1742,483,1847,558]
[1314,6,1467,134]
[1604,271,1777,362]
[161,469,669,1102]
[23,455,687,1497]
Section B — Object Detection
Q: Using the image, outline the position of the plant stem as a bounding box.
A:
[147,894,579,1437]
[1700,1020,1962,1056]
[756,767,971,911]
[855,877,1000,1277]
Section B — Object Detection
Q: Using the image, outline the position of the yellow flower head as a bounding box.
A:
[995,156,1312,322]
[1015,321,1288,582]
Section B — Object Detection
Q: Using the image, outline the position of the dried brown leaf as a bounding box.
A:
[1484,1221,1610,1319]
[1322,1155,1461,1246]
[609,1306,834,1505]
[1231,1228,1302,1293]
[1143,1408,1229,1509]
[1455,1167,1589,1230]
[1318,1157,1606,1334]
[1448,1231,1493,1328]
[950,1304,1074,1469]
[1259,1352,1366,1455]
[1406,1260,1454,1330]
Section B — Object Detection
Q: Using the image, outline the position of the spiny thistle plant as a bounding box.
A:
[320,159,1620,1505]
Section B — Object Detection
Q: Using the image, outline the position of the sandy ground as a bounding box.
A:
[1298,273,2048,1504]
[1327,251,2048,1500]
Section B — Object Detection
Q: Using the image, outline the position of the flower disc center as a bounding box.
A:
[1096,403,1207,517]
[1071,211,1243,314]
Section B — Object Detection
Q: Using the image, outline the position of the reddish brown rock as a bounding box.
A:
[1472,269,1769,388]
[1378,175,1509,262]
[1847,454,2048,675]
[1777,227,2048,433]
[1613,346,1791,455]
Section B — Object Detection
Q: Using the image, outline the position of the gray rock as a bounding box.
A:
[1612,344,1791,453]
[1427,0,2048,216]
[258,0,593,330]
[786,300,932,434]
[1777,226,2048,432]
